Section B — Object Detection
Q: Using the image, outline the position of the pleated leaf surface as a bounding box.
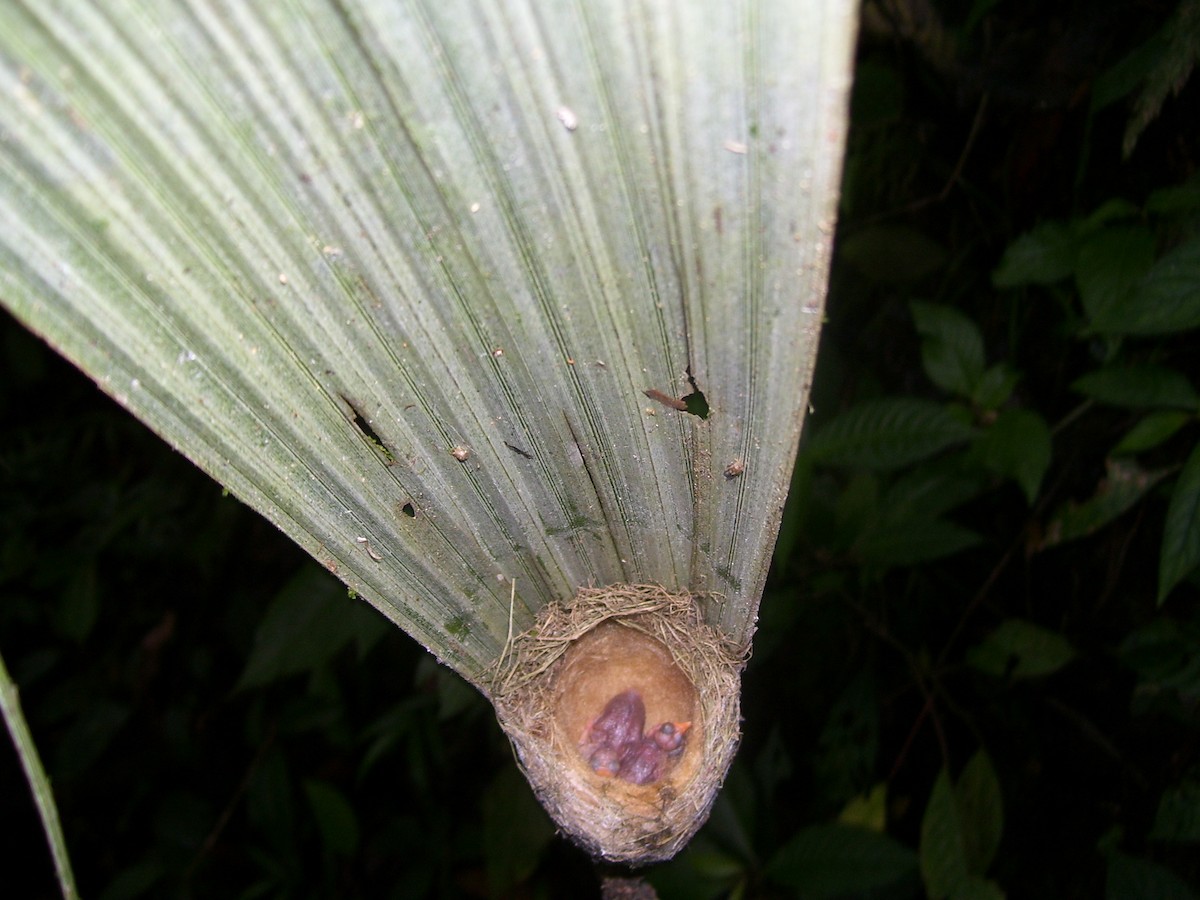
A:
[0,0,856,682]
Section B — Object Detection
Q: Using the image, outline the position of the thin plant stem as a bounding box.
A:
[0,649,80,900]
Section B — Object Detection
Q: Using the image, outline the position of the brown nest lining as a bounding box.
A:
[489,584,746,864]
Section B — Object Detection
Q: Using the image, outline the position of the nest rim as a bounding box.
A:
[489,584,746,864]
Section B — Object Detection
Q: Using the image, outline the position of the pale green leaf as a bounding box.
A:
[0,0,857,681]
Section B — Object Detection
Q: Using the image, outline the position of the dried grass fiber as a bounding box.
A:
[489,584,746,863]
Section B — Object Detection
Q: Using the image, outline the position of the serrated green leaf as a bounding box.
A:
[1159,441,1200,605]
[1121,234,1200,335]
[992,221,1076,287]
[921,769,969,900]
[883,465,988,520]
[1120,0,1200,158]
[767,824,918,898]
[966,619,1077,679]
[856,516,982,568]
[911,301,986,398]
[1077,226,1157,331]
[1040,459,1167,549]
[1113,411,1192,456]
[955,750,1004,876]
[302,778,359,857]
[806,398,975,470]
[1072,365,1200,410]
[970,408,1052,504]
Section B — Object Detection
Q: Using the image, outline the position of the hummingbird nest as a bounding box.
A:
[488,584,746,864]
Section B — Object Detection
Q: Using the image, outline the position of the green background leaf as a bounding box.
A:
[767,824,919,898]
[806,398,975,470]
[912,300,986,398]
[1077,226,1156,330]
[991,220,1076,287]
[1159,441,1200,604]
[967,619,1078,679]
[1113,411,1192,456]
[1072,364,1199,410]
[955,750,1004,876]
[970,408,1052,504]
[236,565,388,691]
[920,769,969,899]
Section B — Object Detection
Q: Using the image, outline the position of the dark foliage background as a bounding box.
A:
[3,0,1198,897]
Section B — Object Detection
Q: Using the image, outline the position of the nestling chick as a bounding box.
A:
[581,689,645,756]
[580,688,691,784]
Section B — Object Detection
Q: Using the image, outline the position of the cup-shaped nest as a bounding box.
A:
[489,584,745,863]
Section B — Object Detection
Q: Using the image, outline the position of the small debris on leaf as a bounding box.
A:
[355,536,383,561]
[643,388,687,412]
[556,105,579,131]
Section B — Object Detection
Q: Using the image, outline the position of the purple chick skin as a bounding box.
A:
[616,738,668,785]
[581,689,691,784]
[582,690,646,755]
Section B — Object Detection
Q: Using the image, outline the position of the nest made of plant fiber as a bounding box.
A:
[489,584,746,864]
